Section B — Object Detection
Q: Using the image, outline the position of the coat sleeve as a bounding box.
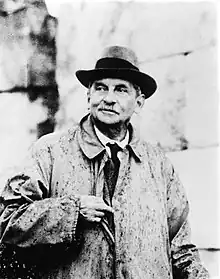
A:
[162,152,209,279]
[0,136,80,248]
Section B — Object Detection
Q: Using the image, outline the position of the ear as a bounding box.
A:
[87,89,91,103]
[87,89,91,111]
[134,94,145,114]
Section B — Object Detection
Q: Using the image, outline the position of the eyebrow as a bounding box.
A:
[93,81,108,88]
[115,84,129,89]
[94,82,130,88]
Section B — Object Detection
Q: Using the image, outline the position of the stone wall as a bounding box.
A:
[0,0,58,173]
[0,0,219,276]
[0,0,217,166]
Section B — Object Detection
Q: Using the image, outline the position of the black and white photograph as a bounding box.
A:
[0,0,219,278]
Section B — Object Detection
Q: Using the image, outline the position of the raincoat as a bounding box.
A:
[0,114,209,278]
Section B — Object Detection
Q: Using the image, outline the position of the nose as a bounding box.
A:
[103,88,116,104]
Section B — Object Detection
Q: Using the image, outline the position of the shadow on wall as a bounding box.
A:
[0,0,60,276]
[0,0,59,138]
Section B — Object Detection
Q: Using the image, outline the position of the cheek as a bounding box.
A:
[89,94,102,107]
[121,100,136,114]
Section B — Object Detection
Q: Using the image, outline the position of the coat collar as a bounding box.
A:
[77,113,143,162]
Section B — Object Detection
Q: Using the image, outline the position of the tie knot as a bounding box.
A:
[106,142,122,160]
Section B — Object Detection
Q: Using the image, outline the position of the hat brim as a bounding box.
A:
[75,68,157,99]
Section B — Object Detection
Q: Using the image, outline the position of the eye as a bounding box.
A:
[95,84,107,92]
[115,86,129,94]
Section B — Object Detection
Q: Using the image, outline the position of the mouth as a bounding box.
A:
[99,108,119,115]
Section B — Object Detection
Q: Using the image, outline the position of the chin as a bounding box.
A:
[98,118,119,125]
[95,113,118,124]
[93,115,119,127]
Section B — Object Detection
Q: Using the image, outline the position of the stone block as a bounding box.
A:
[167,147,219,248]
[0,93,47,178]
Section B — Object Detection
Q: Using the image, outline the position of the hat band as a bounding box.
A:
[95,58,139,71]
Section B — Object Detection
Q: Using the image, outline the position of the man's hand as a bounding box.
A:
[79,195,114,222]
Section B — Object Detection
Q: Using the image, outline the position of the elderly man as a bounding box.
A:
[0,46,208,279]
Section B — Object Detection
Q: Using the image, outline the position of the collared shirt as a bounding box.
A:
[94,125,129,160]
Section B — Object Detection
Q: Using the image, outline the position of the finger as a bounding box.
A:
[80,209,105,219]
[94,211,105,218]
[79,196,114,213]
[95,203,114,214]
[91,217,101,222]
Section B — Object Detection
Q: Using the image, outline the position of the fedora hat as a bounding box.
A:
[75,46,157,99]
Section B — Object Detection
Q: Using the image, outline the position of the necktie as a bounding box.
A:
[104,142,122,202]
[102,143,122,244]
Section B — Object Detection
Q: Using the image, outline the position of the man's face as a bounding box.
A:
[88,78,145,126]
